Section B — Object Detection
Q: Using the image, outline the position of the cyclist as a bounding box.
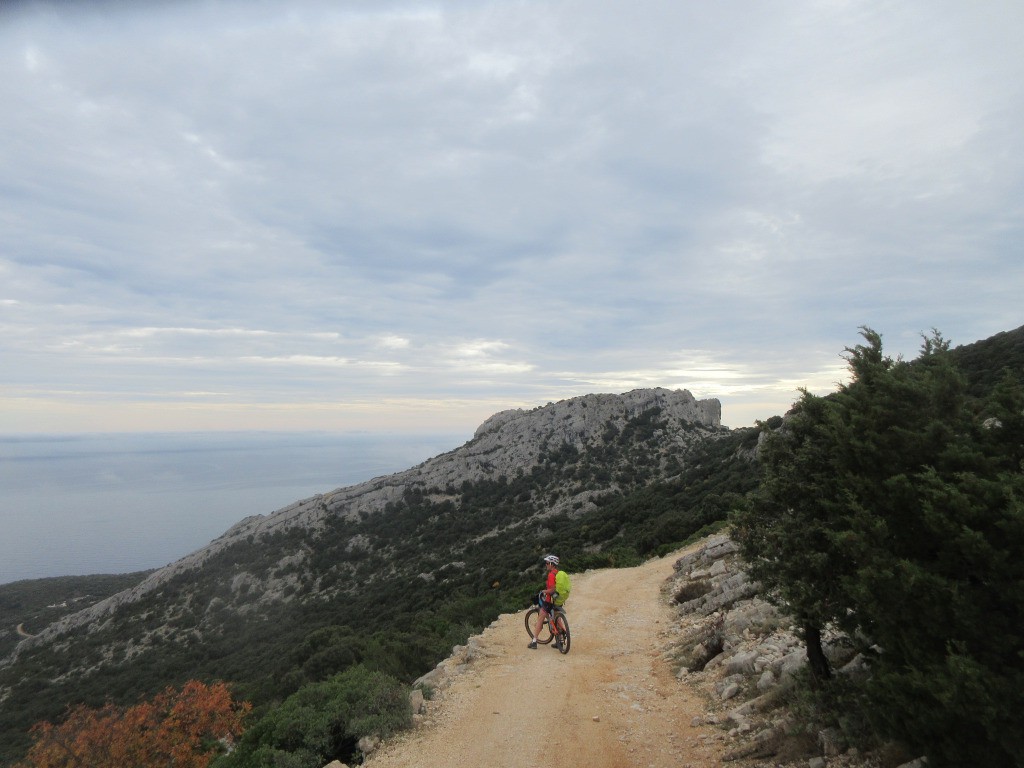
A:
[528,554,563,650]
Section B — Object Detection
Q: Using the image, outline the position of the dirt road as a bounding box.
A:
[368,546,732,768]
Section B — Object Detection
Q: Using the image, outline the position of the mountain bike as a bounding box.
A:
[524,592,570,654]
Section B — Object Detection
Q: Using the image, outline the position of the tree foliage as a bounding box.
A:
[732,328,1024,766]
[18,680,249,768]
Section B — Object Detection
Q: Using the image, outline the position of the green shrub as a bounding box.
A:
[215,664,410,768]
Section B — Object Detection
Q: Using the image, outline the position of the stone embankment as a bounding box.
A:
[664,534,927,768]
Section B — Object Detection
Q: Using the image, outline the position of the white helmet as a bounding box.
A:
[543,554,559,566]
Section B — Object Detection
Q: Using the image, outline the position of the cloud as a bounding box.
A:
[376,334,410,350]
[0,0,1021,434]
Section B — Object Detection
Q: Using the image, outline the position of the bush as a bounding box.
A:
[215,665,410,768]
[22,680,248,768]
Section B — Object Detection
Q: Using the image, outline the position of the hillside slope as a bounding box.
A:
[12,388,722,651]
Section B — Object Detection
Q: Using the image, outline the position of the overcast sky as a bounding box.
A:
[2,0,1021,436]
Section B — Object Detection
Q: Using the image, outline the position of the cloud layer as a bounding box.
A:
[2,0,1022,433]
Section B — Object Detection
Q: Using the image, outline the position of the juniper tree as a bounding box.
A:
[731,389,849,682]
[733,328,1024,765]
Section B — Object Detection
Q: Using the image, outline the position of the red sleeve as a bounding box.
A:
[546,571,558,590]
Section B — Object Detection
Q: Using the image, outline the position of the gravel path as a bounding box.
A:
[367,546,733,768]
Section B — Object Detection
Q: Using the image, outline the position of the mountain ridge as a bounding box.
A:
[8,387,724,659]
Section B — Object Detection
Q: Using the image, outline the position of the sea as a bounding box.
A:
[0,431,467,585]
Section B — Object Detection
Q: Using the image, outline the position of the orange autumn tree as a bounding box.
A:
[20,680,250,768]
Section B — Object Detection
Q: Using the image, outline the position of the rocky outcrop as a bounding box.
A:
[472,388,720,443]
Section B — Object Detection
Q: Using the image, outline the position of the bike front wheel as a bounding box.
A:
[524,607,554,644]
[553,612,570,654]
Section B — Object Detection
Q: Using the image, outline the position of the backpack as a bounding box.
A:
[553,569,571,606]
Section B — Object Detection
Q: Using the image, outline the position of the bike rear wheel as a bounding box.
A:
[524,607,554,644]
[553,612,570,654]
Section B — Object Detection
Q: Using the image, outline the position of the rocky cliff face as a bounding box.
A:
[12,388,722,655]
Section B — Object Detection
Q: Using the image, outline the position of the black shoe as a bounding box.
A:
[527,639,538,649]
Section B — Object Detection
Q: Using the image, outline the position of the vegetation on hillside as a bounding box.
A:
[949,324,1024,397]
[732,327,1024,766]
[0,572,152,659]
